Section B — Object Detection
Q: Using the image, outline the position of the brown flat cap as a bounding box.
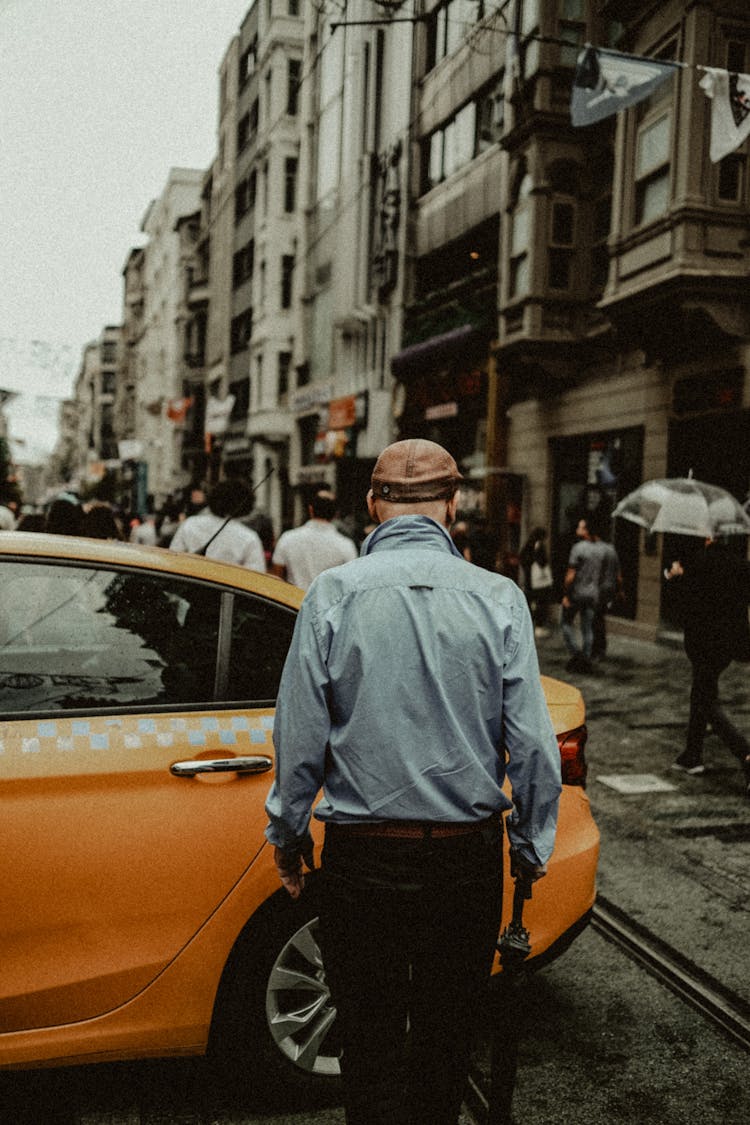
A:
[371,439,463,503]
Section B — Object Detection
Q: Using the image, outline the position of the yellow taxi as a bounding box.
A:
[0,531,598,1088]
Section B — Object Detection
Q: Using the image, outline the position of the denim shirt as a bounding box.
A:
[265,516,561,866]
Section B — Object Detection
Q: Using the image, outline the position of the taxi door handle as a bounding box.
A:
[170,755,273,778]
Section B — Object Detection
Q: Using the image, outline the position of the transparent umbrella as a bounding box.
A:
[612,476,750,539]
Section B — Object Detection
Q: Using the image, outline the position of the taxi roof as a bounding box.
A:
[0,530,304,610]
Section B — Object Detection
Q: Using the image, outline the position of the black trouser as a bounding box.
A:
[317,822,504,1125]
[683,659,750,766]
[591,604,607,657]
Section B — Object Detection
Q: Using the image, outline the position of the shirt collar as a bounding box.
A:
[360,515,463,558]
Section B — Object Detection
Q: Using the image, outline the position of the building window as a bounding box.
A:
[508,171,533,299]
[716,40,748,203]
[229,376,250,419]
[232,239,255,288]
[717,154,744,203]
[428,1,486,70]
[558,0,586,68]
[631,42,675,227]
[237,112,250,153]
[265,69,272,122]
[287,59,301,115]
[255,354,264,409]
[230,309,253,354]
[477,83,504,152]
[239,37,257,89]
[519,0,541,80]
[548,199,576,290]
[234,172,257,222]
[278,351,292,401]
[101,371,117,395]
[260,260,266,309]
[726,39,747,74]
[592,191,612,291]
[281,254,295,309]
[288,0,300,14]
[423,77,503,191]
[284,156,298,212]
[635,112,671,225]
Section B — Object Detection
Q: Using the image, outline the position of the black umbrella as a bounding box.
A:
[487,859,534,1125]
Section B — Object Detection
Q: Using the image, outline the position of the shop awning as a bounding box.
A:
[391,325,488,382]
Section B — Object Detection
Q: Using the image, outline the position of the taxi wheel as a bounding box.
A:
[210,875,342,1094]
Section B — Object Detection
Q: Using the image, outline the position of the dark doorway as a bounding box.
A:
[550,427,644,620]
[661,409,750,627]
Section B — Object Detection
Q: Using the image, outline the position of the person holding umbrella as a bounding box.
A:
[613,474,750,793]
[665,536,750,791]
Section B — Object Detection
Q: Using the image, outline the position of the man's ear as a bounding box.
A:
[446,494,459,526]
[366,490,378,522]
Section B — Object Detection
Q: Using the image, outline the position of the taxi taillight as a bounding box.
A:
[557,725,588,788]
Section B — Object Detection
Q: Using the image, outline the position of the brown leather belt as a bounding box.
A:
[328,819,492,840]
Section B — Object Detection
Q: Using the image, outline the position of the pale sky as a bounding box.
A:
[0,0,253,460]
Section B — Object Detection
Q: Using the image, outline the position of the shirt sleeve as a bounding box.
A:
[501,594,562,866]
[271,533,288,569]
[265,594,331,848]
[169,523,187,552]
[242,528,267,572]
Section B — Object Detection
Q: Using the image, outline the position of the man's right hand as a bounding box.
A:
[274,840,315,900]
[510,848,547,884]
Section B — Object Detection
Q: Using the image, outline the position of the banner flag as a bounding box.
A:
[571,46,676,126]
[699,67,750,162]
[205,393,235,436]
[166,396,193,423]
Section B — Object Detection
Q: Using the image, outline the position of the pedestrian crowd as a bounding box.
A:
[2,476,748,796]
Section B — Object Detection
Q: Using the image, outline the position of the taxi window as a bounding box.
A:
[0,561,221,713]
[224,591,296,703]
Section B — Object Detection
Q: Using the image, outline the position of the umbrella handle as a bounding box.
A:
[498,873,533,962]
[512,870,533,921]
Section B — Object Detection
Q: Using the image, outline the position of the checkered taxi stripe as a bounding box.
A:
[0,713,275,756]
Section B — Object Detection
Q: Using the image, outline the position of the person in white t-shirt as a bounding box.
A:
[271,490,357,590]
[169,479,266,572]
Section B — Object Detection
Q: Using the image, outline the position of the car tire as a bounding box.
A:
[209,873,342,1097]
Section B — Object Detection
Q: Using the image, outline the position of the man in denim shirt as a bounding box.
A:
[265,439,561,1125]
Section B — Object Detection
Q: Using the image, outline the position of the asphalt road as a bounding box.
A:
[0,627,747,1124]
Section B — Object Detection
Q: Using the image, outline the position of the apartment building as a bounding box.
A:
[201,0,304,533]
[397,0,750,639]
[496,0,749,636]
[130,167,204,505]
[68,326,123,494]
[286,0,414,527]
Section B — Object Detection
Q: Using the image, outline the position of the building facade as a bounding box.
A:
[399,0,749,639]
[131,168,205,507]
[49,0,749,640]
[66,326,123,498]
[285,0,414,529]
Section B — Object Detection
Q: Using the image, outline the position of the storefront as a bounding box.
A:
[291,389,370,530]
[550,426,644,619]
